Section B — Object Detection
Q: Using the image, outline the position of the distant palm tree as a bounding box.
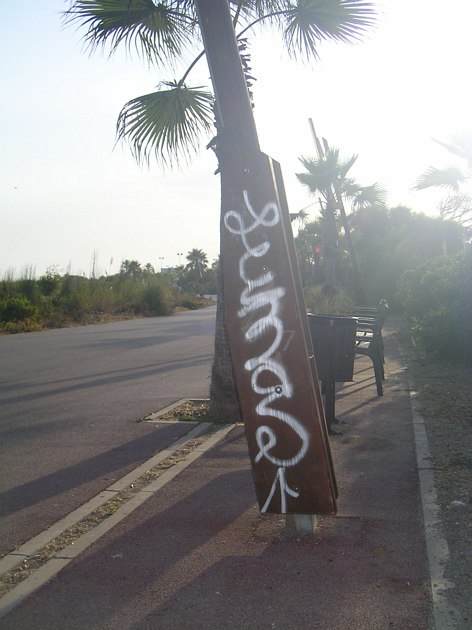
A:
[289,208,310,230]
[185,248,208,294]
[297,147,385,288]
[119,259,142,279]
[415,133,472,227]
[144,263,155,275]
[297,148,385,212]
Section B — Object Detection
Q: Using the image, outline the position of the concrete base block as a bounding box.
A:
[286,513,317,535]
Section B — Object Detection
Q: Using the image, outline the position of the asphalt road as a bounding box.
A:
[0,308,215,557]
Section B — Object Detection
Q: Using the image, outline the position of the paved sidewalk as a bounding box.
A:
[0,326,434,629]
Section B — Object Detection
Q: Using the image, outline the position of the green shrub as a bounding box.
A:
[3,318,42,334]
[38,269,61,296]
[113,278,143,314]
[18,279,40,304]
[397,249,472,361]
[0,295,39,322]
[304,284,354,315]
[61,279,93,319]
[141,278,173,315]
[174,294,200,310]
[89,283,116,314]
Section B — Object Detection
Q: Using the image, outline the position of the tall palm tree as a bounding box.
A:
[296,146,385,291]
[297,148,386,213]
[415,133,472,227]
[65,0,376,419]
[185,247,208,294]
[65,1,376,167]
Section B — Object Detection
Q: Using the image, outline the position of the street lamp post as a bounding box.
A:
[158,257,164,272]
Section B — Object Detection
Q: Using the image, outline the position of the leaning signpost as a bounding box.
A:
[196,0,337,522]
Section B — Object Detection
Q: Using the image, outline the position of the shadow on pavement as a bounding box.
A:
[0,329,434,630]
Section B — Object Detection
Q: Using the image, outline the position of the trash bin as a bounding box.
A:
[307,314,357,382]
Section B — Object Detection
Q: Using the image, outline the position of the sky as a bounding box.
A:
[2,0,471,278]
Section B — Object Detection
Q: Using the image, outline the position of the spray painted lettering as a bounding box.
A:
[224,190,310,512]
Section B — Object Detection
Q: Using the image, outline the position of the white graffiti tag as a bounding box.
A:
[224,189,310,512]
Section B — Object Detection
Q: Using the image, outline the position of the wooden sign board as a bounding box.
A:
[221,149,337,515]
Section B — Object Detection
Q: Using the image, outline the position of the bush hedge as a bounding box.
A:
[396,248,472,361]
[0,268,204,333]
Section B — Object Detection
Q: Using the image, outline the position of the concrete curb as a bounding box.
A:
[408,385,461,629]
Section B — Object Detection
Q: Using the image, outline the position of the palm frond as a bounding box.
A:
[340,177,359,196]
[296,159,332,197]
[235,0,291,20]
[64,0,196,65]
[334,150,358,179]
[116,82,214,167]
[433,133,472,167]
[289,208,310,227]
[297,148,357,194]
[351,183,386,208]
[414,166,468,192]
[282,0,376,61]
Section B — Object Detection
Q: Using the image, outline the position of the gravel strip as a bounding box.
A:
[0,433,211,599]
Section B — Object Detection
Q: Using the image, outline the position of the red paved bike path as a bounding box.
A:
[0,329,433,629]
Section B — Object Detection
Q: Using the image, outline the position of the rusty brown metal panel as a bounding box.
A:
[270,158,338,497]
[221,149,337,515]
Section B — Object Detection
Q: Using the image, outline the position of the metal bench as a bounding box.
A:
[354,301,389,396]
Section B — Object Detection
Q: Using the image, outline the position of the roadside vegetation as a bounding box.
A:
[0,252,218,334]
[3,200,471,367]
[397,248,472,362]
[294,143,472,365]
[4,199,471,367]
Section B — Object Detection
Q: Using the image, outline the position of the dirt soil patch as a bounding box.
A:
[156,399,213,422]
[395,317,472,626]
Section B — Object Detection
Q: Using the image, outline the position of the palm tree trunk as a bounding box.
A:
[196,0,259,422]
[323,203,338,287]
[208,255,242,421]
